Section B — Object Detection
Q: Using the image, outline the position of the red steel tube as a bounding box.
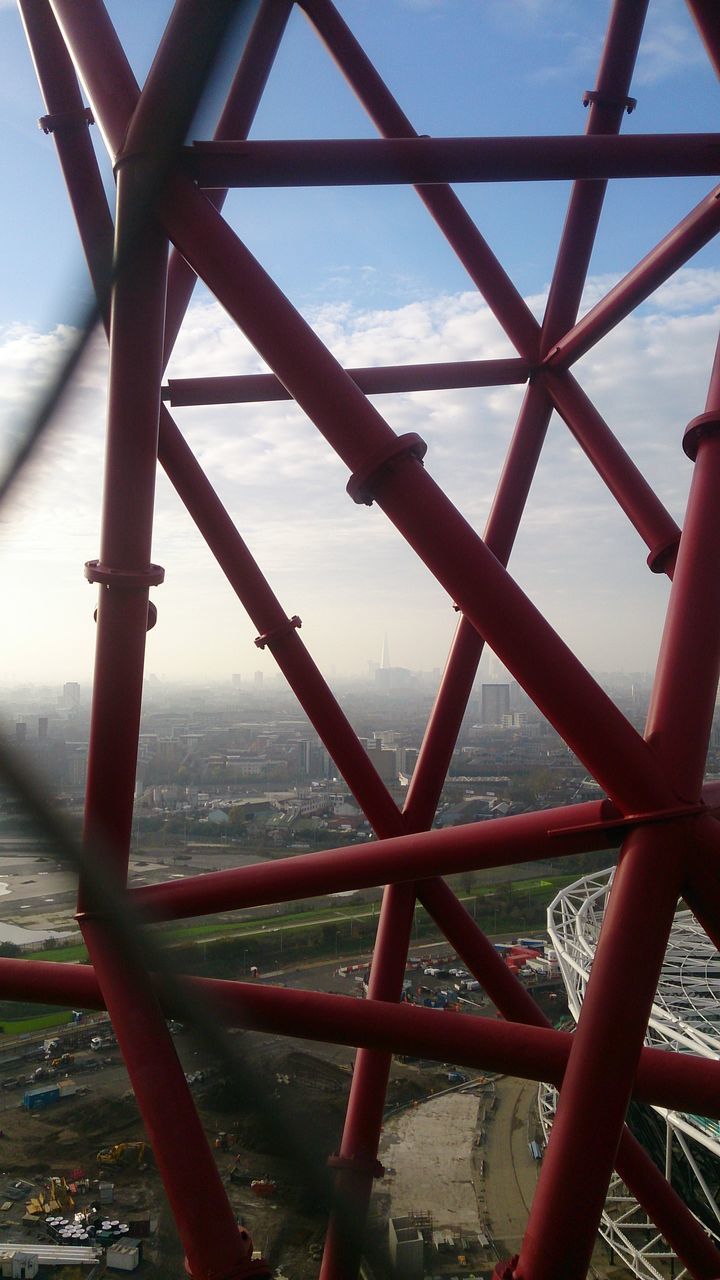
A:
[324,392,552,1276]
[49,0,137,155]
[545,182,720,370]
[129,785,720,924]
[404,384,553,830]
[517,822,690,1280]
[117,983,720,1119]
[298,0,539,359]
[418,878,549,1026]
[38,0,401,850]
[163,0,293,363]
[158,406,404,838]
[82,920,253,1279]
[419,878,720,1280]
[324,381,572,1280]
[405,0,647,834]
[684,856,720,955]
[518,338,720,1277]
[18,0,115,310]
[157,181,674,814]
[51,0,679,817]
[372,463,674,813]
[182,132,720,187]
[540,0,649,355]
[164,358,529,406]
[80,172,167,884]
[55,4,265,1273]
[2,958,720,1119]
[15,22,255,1271]
[645,339,720,798]
[686,1,720,83]
[319,882,417,1280]
[543,369,680,572]
[131,797,624,921]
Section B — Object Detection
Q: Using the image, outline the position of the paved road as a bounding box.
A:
[483,1076,540,1256]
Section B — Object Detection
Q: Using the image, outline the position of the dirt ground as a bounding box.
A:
[0,1034,442,1279]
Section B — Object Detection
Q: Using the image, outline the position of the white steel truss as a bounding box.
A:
[540,870,720,1277]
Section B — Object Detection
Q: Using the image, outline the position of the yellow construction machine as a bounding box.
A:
[96,1141,149,1170]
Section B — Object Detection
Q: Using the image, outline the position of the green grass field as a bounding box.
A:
[0,1008,73,1035]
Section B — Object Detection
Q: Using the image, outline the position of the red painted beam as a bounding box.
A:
[545,182,720,370]
[540,0,649,355]
[49,0,682,818]
[542,369,680,573]
[182,133,720,187]
[645,338,720,799]
[686,0,720,83]
[518,824,688,1280]
[164,358,529,406]
[405,0,647,833]
[163,0,293,363]
[17,0,114,312]
[158,406,404,839]
[0,959,718,1119]
[320,881,417,1280]
[130,791,720,923]
[418,880,720,1280]
[518,339,720,1280]
[46,4,266,1277]
[298,0,539,358]
[131,797,625,922]
[157,179,675,815]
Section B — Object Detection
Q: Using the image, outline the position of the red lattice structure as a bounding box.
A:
[7,1,720,1278]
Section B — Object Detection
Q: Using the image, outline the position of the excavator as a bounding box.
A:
[96,1141,149,1170]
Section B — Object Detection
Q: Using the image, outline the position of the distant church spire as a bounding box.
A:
[381,633,390,670]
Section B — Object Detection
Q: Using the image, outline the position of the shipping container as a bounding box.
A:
[23,1085,60,1111]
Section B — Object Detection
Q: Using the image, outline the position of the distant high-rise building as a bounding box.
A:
[481,683,510,726]
[63,681,80,708]
[15,722,27,743]
[367,740,398,782]
[232,673,242,687]
[38,717,48,741]
[380,633,391,670]
[68,748,88,787]
[254,671,263,686]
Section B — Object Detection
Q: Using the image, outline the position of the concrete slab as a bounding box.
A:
[377,1092,481,1231]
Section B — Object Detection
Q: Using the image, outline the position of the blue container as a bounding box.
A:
[23,1084,60,1110]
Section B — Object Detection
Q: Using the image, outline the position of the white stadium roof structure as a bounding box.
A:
[540,868,720,1280]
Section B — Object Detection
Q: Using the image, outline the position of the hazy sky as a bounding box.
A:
[1,0,719,686]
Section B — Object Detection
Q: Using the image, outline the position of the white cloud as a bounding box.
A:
[1,269,719,683]
[635,1,708,85]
